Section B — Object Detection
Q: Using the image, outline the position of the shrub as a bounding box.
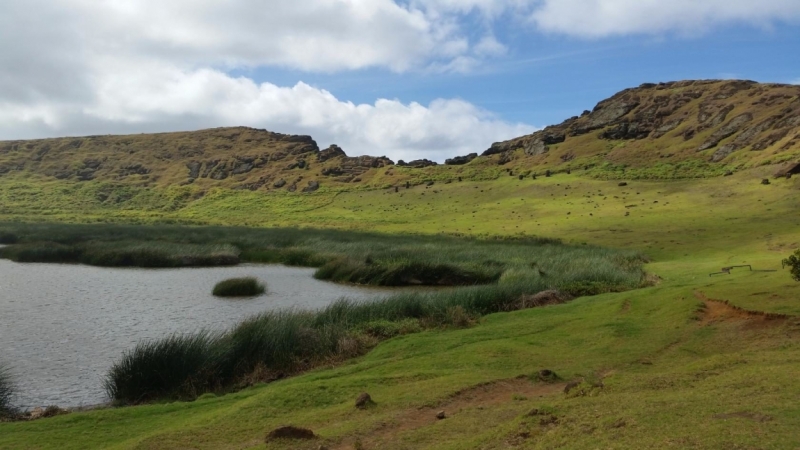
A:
[212,277,266,297]
[782,249,800,281]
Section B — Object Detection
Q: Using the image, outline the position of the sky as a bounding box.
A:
[1,0,799,162]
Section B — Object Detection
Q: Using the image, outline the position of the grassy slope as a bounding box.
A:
[2,79,800,448]
[1,167,799,448]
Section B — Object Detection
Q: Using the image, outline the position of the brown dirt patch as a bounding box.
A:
[693,291,789,329]
[266,425,317,441]
[713,411,773,422]
[332,378,565,450]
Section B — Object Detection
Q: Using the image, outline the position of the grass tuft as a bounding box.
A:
[212,277,266,297]
[0,363,15,418]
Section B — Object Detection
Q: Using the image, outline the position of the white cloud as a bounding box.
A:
[0,0,535,161]
[3,0,795,163]
[0,60,534,161]
[529,0,800,38]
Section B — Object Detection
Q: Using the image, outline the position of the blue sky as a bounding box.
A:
[1,0,799,161]
[256,23,800,128]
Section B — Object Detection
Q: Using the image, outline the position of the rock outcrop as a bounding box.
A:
[482,79,800,167]
[445,153,478,165]
[398,159,437,168]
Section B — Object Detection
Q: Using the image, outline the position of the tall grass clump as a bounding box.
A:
[0,222,644,287]
[0,241,239,267]
[212,277,266,297]
[104,333,217,403]
[0,232,18,244]
[105,259,645,404]
[0,363,15,418]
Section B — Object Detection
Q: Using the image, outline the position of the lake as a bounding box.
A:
[0,259,394,408]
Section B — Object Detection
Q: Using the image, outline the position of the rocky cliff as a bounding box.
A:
[1,80,798,191]
[479,80,800,171]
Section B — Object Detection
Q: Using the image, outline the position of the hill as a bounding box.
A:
[0,80,799,198]
[482,79,800,177]
[2,81,800,449]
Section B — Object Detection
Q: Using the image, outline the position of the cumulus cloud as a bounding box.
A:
[0,59,534,161]
[528,0,800,38]
[0,0,536,161]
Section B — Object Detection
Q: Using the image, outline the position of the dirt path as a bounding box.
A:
[693,291,790,328]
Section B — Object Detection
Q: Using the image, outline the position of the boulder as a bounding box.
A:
[773,162,800,178]
[273,179,286,188]
[355,392,374,409]
[302,181,320,192]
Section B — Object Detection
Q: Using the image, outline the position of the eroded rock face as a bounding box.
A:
[186,161,201,179]
[482,128,566,157]
[119,164,150,177]
[569,94,640,136]
[318,144,346,162]
[445,153,478,165]
[398,159,437,168]
[710,144,739,162]
[698,104,734,130]
[600,121,652,140]
[524,130,566,155]
[698,113,753,151]
[650,119,683,139]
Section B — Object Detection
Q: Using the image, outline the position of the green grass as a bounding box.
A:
[106,262,644,404]
[2,167,800,448]
[3,279,799,449]
[212,277,266,297]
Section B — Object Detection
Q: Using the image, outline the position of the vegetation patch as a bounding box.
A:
[105,256,644,404]
[0,241,239,268]
[0,223,645,288]
[0,363,14,418]
[212,277,266,297]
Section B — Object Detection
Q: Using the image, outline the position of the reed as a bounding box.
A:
[0,223,646,287]
[105,269,643,403]
[0,363,14,417]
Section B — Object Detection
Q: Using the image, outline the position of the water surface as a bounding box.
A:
[0,259,392,408]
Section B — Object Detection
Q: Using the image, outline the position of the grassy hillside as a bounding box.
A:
[1,164,799,448]
[0,80,798,201]
[1,80,800,448]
